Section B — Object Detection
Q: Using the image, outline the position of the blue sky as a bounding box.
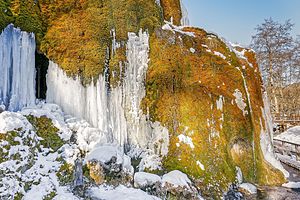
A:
[182,0,300,45]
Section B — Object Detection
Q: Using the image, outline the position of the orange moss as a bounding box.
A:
[160,0,182,25]
[142,27,285,198]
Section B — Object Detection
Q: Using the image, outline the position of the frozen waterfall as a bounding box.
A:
[0,24,36,111]
[46,30,169,153]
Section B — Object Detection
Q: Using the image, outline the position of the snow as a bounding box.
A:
[282,182,300,189]
[233,89,248,116]
[89,185,161,200]
[196,161,205,171]
[0,111,32,133]
[134,172,161,188]
[177,134,195,149]
[190,47,196,53]
[274,126,300,145]
[162,170,191,188]
[260,93,289,178]
[0,24,36,112]
[162,21,195,37]
[21,103,72,141]
[239,183,257,194]
[216,95,223,111]
[213,51,226,60]
[0,110,64,199]
[86,145,124,164]
[139,154,162,172]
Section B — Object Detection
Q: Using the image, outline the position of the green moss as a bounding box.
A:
[26,115,64,151]
[0,0,14,31]
[13,192,23,200]
[43,191,56,200]
[56,161,74,186]
[83,164,91,180]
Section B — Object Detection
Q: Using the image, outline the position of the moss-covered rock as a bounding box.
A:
[26,115,64,151]
[56,161,74,186]
[141,26,285,198]
[0,0,163,81]
[160,0,182,25]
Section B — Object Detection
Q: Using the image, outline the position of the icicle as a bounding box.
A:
[180,0,190,26]
[0,24,36,111]
[46,30,169,154]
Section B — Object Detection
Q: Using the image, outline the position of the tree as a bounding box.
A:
[251,18,296,116]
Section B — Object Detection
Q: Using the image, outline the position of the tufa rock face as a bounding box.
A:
[0,0,286,198]
[160,0,182,25]
[143,25,286,197]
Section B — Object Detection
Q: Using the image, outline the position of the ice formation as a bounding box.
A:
[0,24,36,111]
[46,30,169,153]
[233,89,248,116]
[180,0,190,26]
[260,93,289,178]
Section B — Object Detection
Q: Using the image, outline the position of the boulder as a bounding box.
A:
[162,170,199,199]
[238,183,257,195]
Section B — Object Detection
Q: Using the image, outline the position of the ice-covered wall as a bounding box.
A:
[0,24,36,111]
[46,30,169,153]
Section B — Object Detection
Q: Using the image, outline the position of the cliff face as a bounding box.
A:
[144,25,286,197]
[0,0,286,198]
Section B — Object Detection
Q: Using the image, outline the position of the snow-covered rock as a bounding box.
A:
[162,170,191,188]
[161,170,200,199]
[282,181,300,189]
[89,185,161,200]
[87,145,124,164]
[0,111,32,133]
[134,172,161,188]
[238,183,257,194]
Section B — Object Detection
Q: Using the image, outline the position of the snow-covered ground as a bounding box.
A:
[0,102,205,199]
[89,185,161,200]
[274,126,300,145]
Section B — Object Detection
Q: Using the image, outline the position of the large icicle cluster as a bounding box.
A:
[46,30,169,155]
[0,24,36,111]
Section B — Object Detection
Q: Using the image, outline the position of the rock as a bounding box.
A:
[87,160,105,185]
[0,104,5,113]
[86,146,134,186]
[134,172,162,196]
[161,170,199,199]
[236,167,243,185]
[224,184,243,200]
[134,172,161,188]
[239,183,257,195]
[74,158,84,187]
